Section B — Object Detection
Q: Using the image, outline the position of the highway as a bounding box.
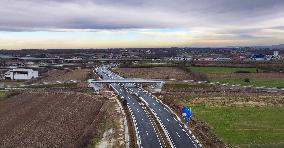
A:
[95,65,198,148]
[96,66,161,147]
[128,87,197,147]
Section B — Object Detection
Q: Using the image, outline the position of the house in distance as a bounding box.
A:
[4,69,38,80]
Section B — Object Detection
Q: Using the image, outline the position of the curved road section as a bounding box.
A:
[97,66,161,148]
[96,65,198,148]
[129,87,197,147]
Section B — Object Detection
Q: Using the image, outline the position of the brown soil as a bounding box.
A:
[191,61,284,69]
[37,68,91,83]
[114,67,193,80]
[0,89,123,148]
[190,117,224,148]
[159,90,284,108]
[190,92,284,107]
[207,72,284,79]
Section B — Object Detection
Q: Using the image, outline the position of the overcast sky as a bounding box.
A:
[0,0,284,48]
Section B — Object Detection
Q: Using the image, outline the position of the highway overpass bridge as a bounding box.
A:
[88,78,164,92]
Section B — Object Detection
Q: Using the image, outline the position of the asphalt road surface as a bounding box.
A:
[96,66,161,147]
[129,87,197,147]
[95,65,197,148]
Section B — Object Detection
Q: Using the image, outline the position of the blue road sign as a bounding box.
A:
[181,106,192,119]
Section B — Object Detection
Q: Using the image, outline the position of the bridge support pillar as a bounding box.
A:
[151,82,164,92]
[136,83,142,88]
[88,82,102,91]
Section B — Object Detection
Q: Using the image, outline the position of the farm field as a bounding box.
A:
[190,66,257,73]
[189,66,284,88]
[211,78,284,88]
[0,90,124,147]
[37,68,90,83]
[207,72,284,79]
[163,83,214,89]
[192,105,284,148]
[113,67,193,80]
[0,91,7,97]
[157,88,284,148]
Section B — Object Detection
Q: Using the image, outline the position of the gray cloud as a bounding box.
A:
[0,0,284,33]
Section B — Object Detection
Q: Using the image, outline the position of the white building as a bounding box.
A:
[274,51,279,56]
[4,69,38,80]
[168,57,192,61]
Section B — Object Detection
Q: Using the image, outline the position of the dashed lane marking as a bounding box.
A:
[176,132,181,138]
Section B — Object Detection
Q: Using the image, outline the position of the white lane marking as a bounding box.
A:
[174,118,178,122]
[176,132,181,138]
[167,118,170,122]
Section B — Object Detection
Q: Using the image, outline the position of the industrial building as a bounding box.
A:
[4,69,38,80]
[250,54,266,61]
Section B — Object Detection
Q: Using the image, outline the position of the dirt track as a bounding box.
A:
[0,90,121,148]
[207,72,284,79]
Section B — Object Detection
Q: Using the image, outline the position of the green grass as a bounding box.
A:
[192,105,284,147]
[191,66,257,74]
[163,83,214,89]
[0,81,25,87]
[211,78,284,88]
[0,91,8,97]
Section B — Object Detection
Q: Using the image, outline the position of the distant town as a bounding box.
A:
[1,47,284,65]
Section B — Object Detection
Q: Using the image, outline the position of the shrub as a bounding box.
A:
[244,78,250,83]
[234,70,251,73]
